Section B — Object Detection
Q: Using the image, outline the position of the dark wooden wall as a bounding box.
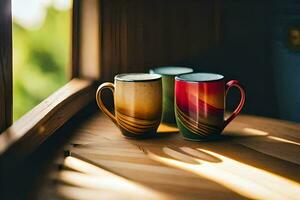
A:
[99,0,278,118]
[0,0,12,132]
[100,0,222,80]
[193,1,278,118]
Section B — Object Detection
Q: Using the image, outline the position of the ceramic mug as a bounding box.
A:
[96,73,162,138]
[175,73,245,141]
[150,66,193,124]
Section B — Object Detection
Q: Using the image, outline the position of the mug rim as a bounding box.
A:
[115,73,161,82]
[175,72,224,83]
[150,66,194,76]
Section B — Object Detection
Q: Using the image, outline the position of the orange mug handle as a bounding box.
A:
[95,82,117,124]
[224,80,246,127]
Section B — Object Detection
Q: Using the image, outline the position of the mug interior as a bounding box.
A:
[115,73,161,82]
[176,73,224,82]
[150,66,193,76]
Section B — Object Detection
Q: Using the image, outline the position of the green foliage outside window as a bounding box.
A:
[13,7,71,120]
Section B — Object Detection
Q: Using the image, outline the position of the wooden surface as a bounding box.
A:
[43,112,300,200]
[72,0,101,79]
[101,0,222,81]
[0,79,95,164]
[79,0,100,79]
[71,0,81,78]
[0,0,12,132]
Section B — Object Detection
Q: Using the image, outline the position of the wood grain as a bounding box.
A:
[72,0,101,79]
[44,112,300,199]
[101,0,222,81]
[0,79,95,163]
[79,0,100,79]
[0,79,95,199]
[97,0,280,118]
[0,0,12,132]
[71,0,81,78]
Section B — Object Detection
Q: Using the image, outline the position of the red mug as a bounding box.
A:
[175,73,245,141]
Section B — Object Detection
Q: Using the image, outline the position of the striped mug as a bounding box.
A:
[175,73,245,141]
[96,73,162,138]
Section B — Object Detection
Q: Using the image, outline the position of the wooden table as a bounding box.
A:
[41,112,300,200]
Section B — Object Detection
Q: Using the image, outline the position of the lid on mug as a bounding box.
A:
[150,66,193,76]
[176,73,224,82]
[115,73,161,82]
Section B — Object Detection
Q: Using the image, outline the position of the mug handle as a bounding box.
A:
[95,82,117,124]
[224,80,246,128]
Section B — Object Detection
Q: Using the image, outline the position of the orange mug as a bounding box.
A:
[96,73,162,138]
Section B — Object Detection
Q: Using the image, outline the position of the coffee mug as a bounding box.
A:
[150,66,193,124]
[96,73,162,138]
[175,73,245,141]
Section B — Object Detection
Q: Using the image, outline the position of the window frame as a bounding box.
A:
[0,0,12,133]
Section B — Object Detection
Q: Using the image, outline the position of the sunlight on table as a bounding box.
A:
[157,123,179,133]
[58,156,168,200]
[147,147,300,200]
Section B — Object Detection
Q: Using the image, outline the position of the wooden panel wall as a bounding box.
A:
[100,0,222,81]
[195,1,278,118]
[0,0,12,132]
[99,0,279,118]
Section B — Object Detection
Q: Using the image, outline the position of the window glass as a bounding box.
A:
[12,0,72,120]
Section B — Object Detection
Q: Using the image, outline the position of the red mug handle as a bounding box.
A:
[224,80,246,127]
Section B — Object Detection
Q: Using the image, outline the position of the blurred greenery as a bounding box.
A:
[13,7,71,121]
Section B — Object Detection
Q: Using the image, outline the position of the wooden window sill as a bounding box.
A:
[0,78,96,162]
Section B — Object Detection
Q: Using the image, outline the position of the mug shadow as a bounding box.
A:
[142,143,300,200]
[138,127,300,184]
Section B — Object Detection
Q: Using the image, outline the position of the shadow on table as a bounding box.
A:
[140,127,300,199]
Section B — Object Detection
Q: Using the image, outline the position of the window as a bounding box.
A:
[12,0,72,120]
